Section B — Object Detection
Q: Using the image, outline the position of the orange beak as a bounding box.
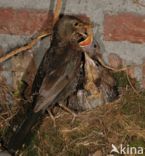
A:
[79,28,93,47]
[79,34,93,47]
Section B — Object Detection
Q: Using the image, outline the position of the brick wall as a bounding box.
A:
[0,0,145,88]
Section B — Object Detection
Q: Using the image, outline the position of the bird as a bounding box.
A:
[67,42,119,111]
[3,15,92,154]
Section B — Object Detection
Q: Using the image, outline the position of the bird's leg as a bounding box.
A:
[47,109,56,128]
[58,103,77,124]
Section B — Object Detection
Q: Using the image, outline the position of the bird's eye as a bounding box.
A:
[94,44,97,48]
[74,22,79,26]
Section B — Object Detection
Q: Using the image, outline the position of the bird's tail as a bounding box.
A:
[4,111,42,154]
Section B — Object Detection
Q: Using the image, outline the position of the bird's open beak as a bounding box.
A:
[79,26,93,47]
[79,34,93,47]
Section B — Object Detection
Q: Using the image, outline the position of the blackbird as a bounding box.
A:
[4,15,92,154]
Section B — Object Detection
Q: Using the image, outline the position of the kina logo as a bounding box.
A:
[110,144,144,155]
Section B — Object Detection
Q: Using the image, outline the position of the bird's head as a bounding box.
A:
[53,15,93,46]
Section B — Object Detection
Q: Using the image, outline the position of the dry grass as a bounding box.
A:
[0,77,20,136]
[0,75,145,156]
[19,89,145,156]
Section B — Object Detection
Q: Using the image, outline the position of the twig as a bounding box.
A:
[0,32,51,63]
[53,0,62,25]
[0,0,62,63]
[126,71,141,96]
[97,57,127,72]
[97,57,145,96]
[97,56,145,73]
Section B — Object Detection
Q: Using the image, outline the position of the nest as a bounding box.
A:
[0,77,17,132]
[19,89,145,156]
[0,61,145,155]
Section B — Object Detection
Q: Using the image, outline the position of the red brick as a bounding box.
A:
[0,8,90,36]
[104,13,145,43]
[142,59,145,78]
[108,53,122,68]
[142,78,145,89]
[0,8,53,35]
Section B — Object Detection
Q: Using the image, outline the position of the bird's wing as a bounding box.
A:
[31,53,47,94]
[33,56,80,112]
